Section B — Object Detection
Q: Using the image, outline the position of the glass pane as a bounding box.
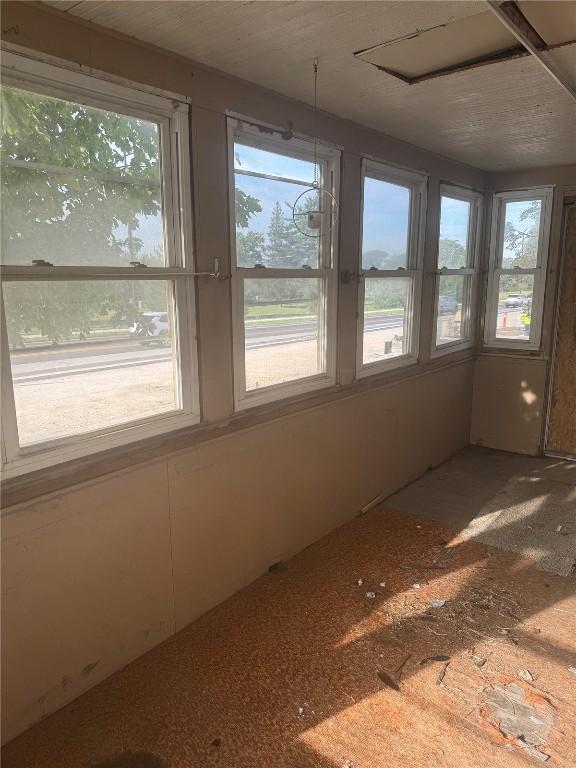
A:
[495,274,535,341]
[234,143,315,183]
[436,275,467,346]
[362,177,410,270]
[362,278,411,365]
[234,175,319,268]
[1,86,165,267]
[2,280,180,446]
[243,278,323,390]
[501,200,542,269]
[438,197,471,268]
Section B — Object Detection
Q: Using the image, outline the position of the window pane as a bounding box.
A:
[1,86,165,267]
[495,274,535,340]
[234,143,315,183]
[363,278,411,365]
[235,175,320,267]
[436,275,467,346]
[244,278,323,389]
[362,177,410,270]
[2,280,180,445]
[501,200,542,269]
[438,197,471,268]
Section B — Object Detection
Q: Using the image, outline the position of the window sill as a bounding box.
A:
[430,339,475,359]
[1,351,476,510]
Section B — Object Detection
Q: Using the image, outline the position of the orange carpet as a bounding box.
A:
[3,506,575,767]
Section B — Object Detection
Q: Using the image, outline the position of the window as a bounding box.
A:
[229,119,339,408]
[432,185,483,355]
[0,55,198,477]
[484,188,553,349]
[356,159,426,376]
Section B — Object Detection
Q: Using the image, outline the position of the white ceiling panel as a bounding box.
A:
[39,1,576,171]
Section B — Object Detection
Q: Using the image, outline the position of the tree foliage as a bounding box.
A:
[1,86,167,346]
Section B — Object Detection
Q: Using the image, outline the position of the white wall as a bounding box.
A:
[471,169,576,455]
[2,361,474,742]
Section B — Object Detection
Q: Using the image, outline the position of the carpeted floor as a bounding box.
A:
[3,501,575,767]
[387,446,576,576]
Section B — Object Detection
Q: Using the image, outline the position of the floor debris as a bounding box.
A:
[482,681,554,755]
[377,670,401,691]
[519,669,534,682]
[394,653,411,679]
[515,737,550,762]
[431,599,447,608]
[420,655,451,664]
[365,591,376,599]
[436,661,450,685]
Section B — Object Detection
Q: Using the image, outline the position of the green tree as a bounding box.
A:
[504,201,540,268]
[438,238,467,269]
[1,86,168,345]
[266,201,292,268]
[235,188,262,229]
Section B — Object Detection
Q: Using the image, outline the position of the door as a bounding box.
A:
[546,203,576,458]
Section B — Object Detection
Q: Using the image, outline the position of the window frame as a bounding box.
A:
[0,52,200,479]
[431,184,483,357]
[356,158,427,378]
[228,117,341,411]
[483,186,554,351]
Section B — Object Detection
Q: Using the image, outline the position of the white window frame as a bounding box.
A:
[431,184,483,357]
[228,117,340,411]
[484,186,554,351]
[356,158,427,378]
[0,52,200,479]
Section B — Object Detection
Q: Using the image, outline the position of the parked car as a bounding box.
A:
[504,293,525,308]
[130,311,170,346]
[438,295,458,315]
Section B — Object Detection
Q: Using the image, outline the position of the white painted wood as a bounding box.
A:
[483,186,555,351]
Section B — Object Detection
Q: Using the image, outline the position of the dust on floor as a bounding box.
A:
[3,507,575,768]
[387,446,576,576]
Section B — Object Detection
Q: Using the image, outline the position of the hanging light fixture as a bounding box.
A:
[292,59,338,238]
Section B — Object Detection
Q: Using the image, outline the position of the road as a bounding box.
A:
[10,306,519,384]
[11,312,406,383]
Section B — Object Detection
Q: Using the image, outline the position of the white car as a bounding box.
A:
[130,312,170,346]
[504,294,525,308]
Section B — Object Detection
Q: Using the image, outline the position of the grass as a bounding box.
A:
[245,303,313,320]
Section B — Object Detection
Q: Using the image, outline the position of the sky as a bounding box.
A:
[501,199,540,265]
[234,142,476,262]
[129,143,540,267]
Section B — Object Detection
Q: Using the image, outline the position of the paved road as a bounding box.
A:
[11,312,406,383]
[11,307,521,384]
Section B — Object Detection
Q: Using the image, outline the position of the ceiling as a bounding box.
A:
[42,1,576,172]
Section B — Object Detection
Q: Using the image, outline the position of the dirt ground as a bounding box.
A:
[14,325,411,444]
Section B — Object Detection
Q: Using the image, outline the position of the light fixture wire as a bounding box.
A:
[313,58,319,189]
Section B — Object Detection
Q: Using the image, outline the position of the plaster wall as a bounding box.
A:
[2,361,473,743]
